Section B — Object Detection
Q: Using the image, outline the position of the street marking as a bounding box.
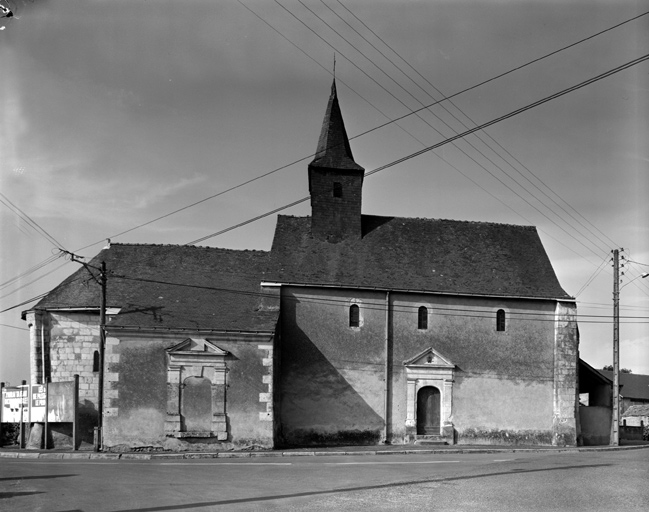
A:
[493,459,515,462]
[160,462,293,466]
[323,461,460,465]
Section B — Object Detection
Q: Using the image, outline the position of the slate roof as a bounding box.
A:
[266,215,572,299]
[309,80,364,172]
[622,404,649,417]
[599,370,649,400]
[29,244,278,332]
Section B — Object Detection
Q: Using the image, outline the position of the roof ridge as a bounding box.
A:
[278,214,535,229]
[108,242,268,253]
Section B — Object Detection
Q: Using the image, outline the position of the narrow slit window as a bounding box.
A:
[418,306,428,330]
[349,304,360,327]
[496,309,506,332]
[93,350,100,372]
[333,182,342,198]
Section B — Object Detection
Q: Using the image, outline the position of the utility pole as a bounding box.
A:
[611,249,620,446]
[63,251,107,452]
[97,261,106,452]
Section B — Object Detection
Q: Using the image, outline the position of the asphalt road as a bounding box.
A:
[1,449,647,511]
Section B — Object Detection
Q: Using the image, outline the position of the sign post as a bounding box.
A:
[73,375,79,450]
[0,382,4,444]
[19,381,27,448]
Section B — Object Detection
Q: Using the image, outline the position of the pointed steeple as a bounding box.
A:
[308,80,365,242]
[310,80,364,172]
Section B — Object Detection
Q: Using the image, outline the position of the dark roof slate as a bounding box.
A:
[267,215,571,299]
[599,370,649,400]
[309,80,364,172]
[32,244,278,332]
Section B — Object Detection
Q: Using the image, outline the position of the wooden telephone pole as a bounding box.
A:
[97,261,106,452]
[65,251,107,452]
[611,249,620,446]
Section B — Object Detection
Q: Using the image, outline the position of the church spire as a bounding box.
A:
[310,80,364,171]
[308,80,365,242]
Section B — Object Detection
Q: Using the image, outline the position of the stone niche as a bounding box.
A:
[403,347,456,444]
[164,338,229,440]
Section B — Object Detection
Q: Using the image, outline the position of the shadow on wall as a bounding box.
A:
[279,305,384,447]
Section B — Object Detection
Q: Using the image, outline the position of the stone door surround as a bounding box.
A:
[165,338,229,439]
[404,347,455,440]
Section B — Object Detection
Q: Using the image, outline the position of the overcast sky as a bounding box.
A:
[1,0,648,385]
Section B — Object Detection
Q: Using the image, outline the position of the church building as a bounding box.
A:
[23,81,579,451]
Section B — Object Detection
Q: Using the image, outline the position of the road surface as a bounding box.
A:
[1,448,647,511]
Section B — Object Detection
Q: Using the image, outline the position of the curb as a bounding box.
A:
[1,443,647,461]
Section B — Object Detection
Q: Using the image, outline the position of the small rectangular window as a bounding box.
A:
[418,306,428,330]
[93,350,100,372]
[496,309,506,332]
[349,304,360,327]
[333,182,343,198]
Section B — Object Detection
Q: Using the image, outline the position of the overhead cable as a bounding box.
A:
[69,6,649,254]
[330,0,622,253]
[188,53,649,245]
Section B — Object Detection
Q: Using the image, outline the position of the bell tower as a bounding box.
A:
[308,80,365,242]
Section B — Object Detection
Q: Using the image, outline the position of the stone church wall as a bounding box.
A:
[279,286,576,447]
[25,310,102,447]
[102,331,275,452]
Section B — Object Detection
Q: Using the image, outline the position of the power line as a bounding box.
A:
[58,5,648,256]
[627,260,649,268]
[0,262,70,300]
[0,323,29,331]
[0,253,60,291]
[189,53,649,245]
[0,192,66,250]
[4,10,647,310]
[69,0,430,256]
[336,0,647,252]
[0,291,50,314]
[575,253,611,298]
[240,0,636,274]
[330,0,622,253]
[308,1,619,263]
[104,273,649,324]
[237,0,594,265]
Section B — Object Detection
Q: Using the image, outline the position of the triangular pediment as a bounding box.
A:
[166,338,228,356]
[404,347,454,368]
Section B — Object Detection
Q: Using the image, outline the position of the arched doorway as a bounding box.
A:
[181,376,212,432]
[417,386,441,435]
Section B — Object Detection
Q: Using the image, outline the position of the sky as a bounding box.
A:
[1,0,648,385]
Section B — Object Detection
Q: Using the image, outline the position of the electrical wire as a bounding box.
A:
[0,192,66,250]
[575,253,611,297]
[0,253,60,291]
[293,0,610,261]
[295,0,606,262]
[328,0,622,253]
[4,10,647,315]
[236,0,594,265]
[65,5,648,256]
[0,292,50,314]
[95,272,649,324]
[0,323,29,331]
[0,262,70,300]
[188,53,649,246]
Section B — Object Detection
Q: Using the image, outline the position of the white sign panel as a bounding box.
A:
[30,384,46,422]
[1,386,29,423]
